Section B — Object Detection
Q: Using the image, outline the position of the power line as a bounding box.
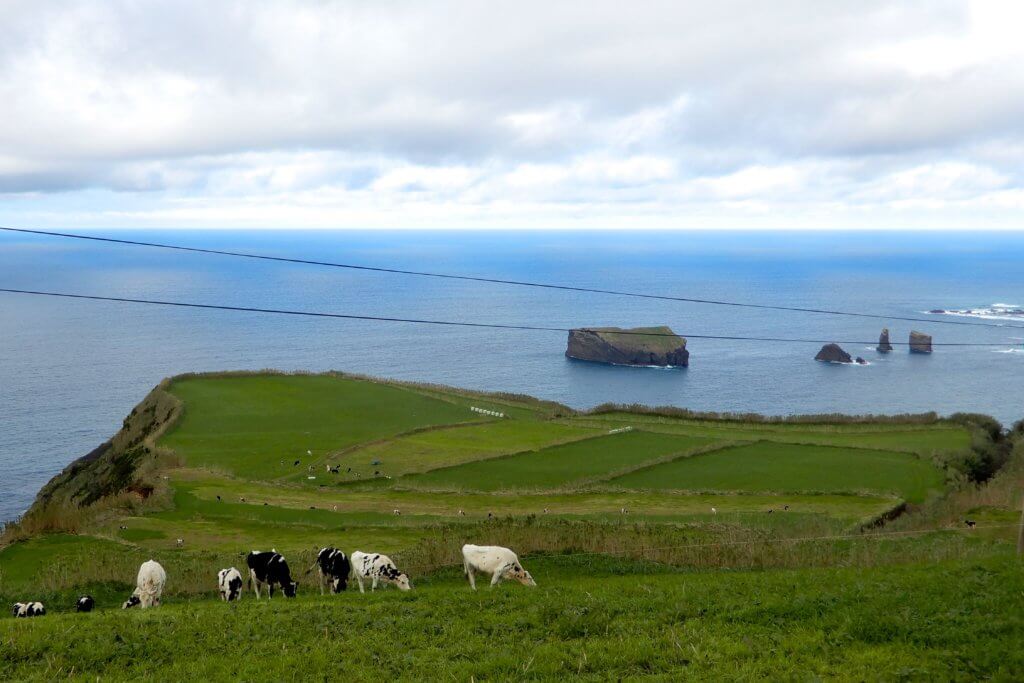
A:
[0,287,1017,346]
[3,225,1021,331]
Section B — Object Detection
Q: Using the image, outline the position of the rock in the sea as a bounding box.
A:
[815,343,853,363]
[565,327,688,367]
[909,330,933,354]
[855,357,867,365]
[877,328,893,353]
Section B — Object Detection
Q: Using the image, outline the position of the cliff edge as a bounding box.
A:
[566,326,689,367]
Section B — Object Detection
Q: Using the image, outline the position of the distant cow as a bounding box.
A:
[12,602,45,618]
[349,551,411,592]
[76,595,95,613]
[123,559,166,609]
[308,547,351,594]
[246,550,297,598]
[218,567,243,602]
[462,544,536,590]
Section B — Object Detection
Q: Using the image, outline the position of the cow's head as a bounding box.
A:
[394,572,412,591]
[504,564,536,587]
[122,595,141,609]
[283,581,298,598]
[332,577,347,593]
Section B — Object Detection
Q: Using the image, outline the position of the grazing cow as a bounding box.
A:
[393,509,401,516]
[462,544,536,590]
[246,551,297,599]
[123,560,166,609]
[12,602,46,617]
[349,551,411,592]
[458,509,465,516]
[176,538,184,548]
[620,507,628,515]
[218,567,243,602]
[294,460,300,466]
[711,507,717,515]
[965,519,977,529]
[76,595,95,613]
[308,547,351,594]
[784,505,790,511]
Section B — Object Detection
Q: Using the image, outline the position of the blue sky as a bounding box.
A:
[2,1,1024,229]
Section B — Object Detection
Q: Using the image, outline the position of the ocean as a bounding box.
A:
[2,229,1023,522]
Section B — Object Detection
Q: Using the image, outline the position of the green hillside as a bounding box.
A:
[2,371,1019,679]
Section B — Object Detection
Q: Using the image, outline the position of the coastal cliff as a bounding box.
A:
[910,331,933,354]
[566,327,689,367]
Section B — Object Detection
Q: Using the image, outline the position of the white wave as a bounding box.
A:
[993,348,1024,354]
[992,303,1020,309]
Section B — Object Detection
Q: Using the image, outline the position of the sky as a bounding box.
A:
[2,0,1024,230]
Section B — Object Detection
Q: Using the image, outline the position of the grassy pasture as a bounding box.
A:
[611,441,947,502]
[2,553,1021,681]
[160,374,478,479]
[4,372,1012,679]
[323,419,600,478]
[405,430,715,491]
[172,470,896,524]
[566,413,971,453]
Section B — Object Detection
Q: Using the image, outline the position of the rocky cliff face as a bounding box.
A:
[877,328,893,352]
[566,327,689,367]
[815,343,853,363]
[909,331,933,354]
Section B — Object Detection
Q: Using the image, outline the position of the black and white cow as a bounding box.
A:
[349,551,411,592]
[76,595,95,613]
[218,567,243,602]
[308,547,351,594]
[12,602,46,617]
[246,550,297,598]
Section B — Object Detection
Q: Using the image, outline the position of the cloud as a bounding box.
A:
[0,0,1022,228]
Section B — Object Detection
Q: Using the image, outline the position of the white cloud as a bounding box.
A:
[0,0,1022,228]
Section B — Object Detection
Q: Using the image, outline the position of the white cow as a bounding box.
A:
[123,559,166,609]
[462,544,536,590]
[218,567,243,602]
[349,551,411,592]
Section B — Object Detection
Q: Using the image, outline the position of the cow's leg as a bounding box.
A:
[490,566,507,587]
[268,582,274,599]
[371,575,378,591]
[356,575,365,593]
[251,571,261,599]
[465,564,477,590]
[318,569,325,596]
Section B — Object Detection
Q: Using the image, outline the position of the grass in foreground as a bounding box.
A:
[2,553,1021,680]
[611,440,946,502]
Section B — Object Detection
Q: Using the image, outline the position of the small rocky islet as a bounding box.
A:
[565,326,688,367]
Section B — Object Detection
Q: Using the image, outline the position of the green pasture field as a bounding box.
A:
[610,441,947,502]
[565,413,971,453]
[314,419,600,479]
[160,374,480,479]
[2,552,1021,681]
[404,430,715,491]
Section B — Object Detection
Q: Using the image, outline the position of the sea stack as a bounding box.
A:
[909,331,933,354]
[565,327,688,367]
[877,328,893,353]
[814,343,853,363]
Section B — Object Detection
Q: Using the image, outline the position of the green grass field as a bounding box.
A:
[325,419,600,478]
[611,441,946,502]
[405,430,715,491]
[3,371,1017,679]
[161,375,479,479]
[2,553,1021,680]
